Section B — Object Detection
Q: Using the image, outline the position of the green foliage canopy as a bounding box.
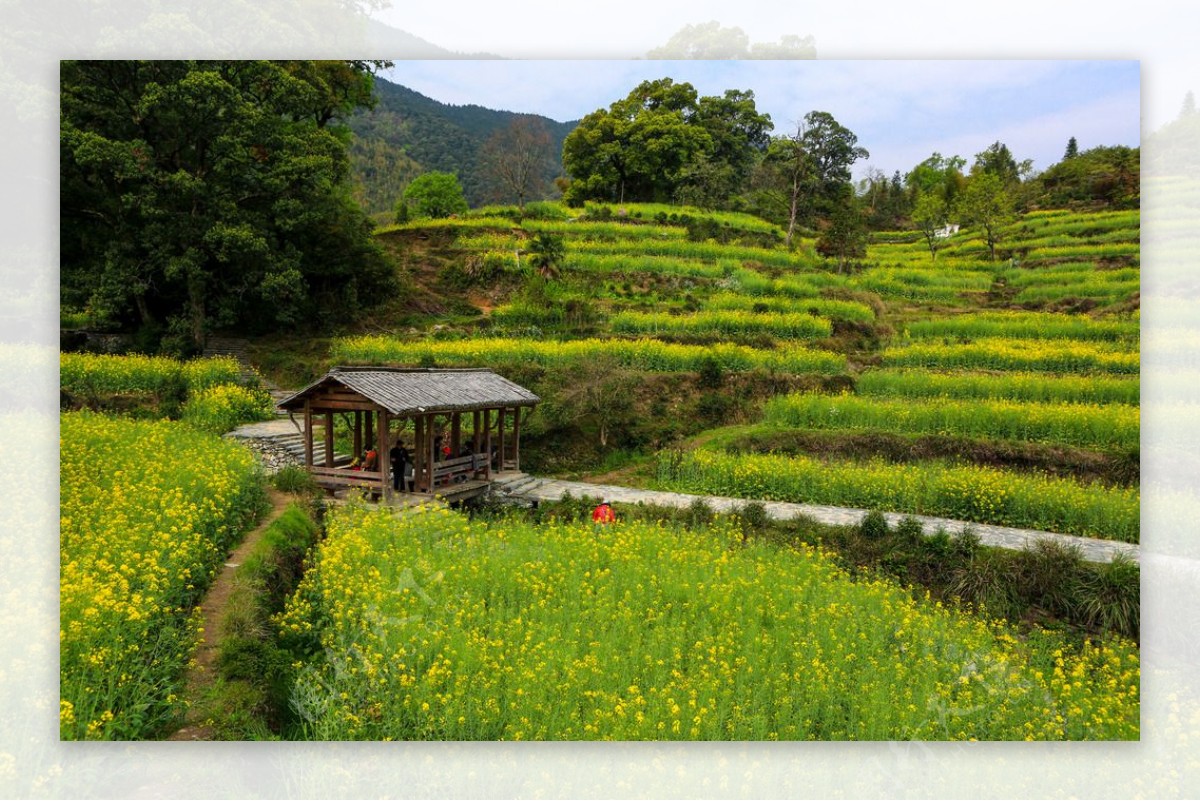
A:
[400,171,470,218]
[60,60,392,352]
[561,78,771,207]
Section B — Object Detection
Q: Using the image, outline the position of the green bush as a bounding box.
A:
[736,501,770,533]
[1019,539,1086,617]
[685,496,715,528]
[1074,554,1139,638]
[273,465,319,495]
[859,510,890,540]
[950,550,1019,620]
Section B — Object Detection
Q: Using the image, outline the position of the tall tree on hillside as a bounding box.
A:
[60,60,392,352]
[910,191,950,262]
[905,152,967,208]
[815,186,868,273]
[562,78,712,205]
[561,78,771,207]
[479,117,555,209]
[672,89,771,208]
[1181,90,1197,118]
[1064,136,1080,160]
[858,167,911,229]
[749,110,867,247]
[956,172,1014,261]
[645,21,816,59]
[972,140,1033,187]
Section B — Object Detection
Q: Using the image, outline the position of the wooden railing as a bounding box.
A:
[415,453,486,491]
[310,465,386,491]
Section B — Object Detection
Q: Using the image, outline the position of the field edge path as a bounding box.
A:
[167,489,292,741]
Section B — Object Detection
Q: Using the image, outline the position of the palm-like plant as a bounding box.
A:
[526,232,566,280]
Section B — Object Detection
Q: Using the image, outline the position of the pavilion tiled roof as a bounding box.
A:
[277,366,540,415]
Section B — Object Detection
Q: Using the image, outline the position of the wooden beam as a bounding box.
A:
[309,400,384,412]
[365,412,374,452]
[451,413,461,457]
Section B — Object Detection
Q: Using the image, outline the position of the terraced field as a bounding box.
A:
[364,201,1140,546]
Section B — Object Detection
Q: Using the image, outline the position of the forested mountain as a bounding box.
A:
[347,77,577,213]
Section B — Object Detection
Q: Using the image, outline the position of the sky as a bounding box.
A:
[371,0,1183,131]
[380,59,1140,182]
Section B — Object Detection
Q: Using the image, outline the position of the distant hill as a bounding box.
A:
[363,19,502,59]
[348,76,577,214]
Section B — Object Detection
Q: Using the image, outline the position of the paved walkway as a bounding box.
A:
[493,474,1139,564]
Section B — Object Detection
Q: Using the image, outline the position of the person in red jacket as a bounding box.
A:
[592,499,616,524]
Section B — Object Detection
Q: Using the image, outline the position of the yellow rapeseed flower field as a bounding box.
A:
[280,504,1139,741]
[59,411,266,739]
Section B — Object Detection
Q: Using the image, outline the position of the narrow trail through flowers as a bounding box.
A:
[167,489,291,741]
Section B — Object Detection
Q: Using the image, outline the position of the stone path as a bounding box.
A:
[492,473,1139,565]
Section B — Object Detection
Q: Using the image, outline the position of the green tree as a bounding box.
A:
[561,78,770,207]
[1064,136,1080,160]
[956,172,1014,261]
[1181,90,1196,118]
[910,191,950,261]
[562,78,712,205]
[905,152,967,207]
[60,60,392,352]
[972,141,1033,187]
[1033,145,1140,209]
[646,21,750,59]
[402,171,469,218]
[749,110,867,247]
[646,20,816,59]
[814,186,868,273]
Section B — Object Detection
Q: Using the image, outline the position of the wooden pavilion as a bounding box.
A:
[276,366,540,502]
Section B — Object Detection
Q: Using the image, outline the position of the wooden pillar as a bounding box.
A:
[324,411,334,468]
[427,414,437,492]
[496,407,506,472]
[471,410,481,477]
[513,406,522,472]
[483,408,492,481]
[378,409,390,500]
[303,400,313,467]
[365,411,374,453]
[353,411,362,463]
[415,414,426,494]
[451,413,462,457]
